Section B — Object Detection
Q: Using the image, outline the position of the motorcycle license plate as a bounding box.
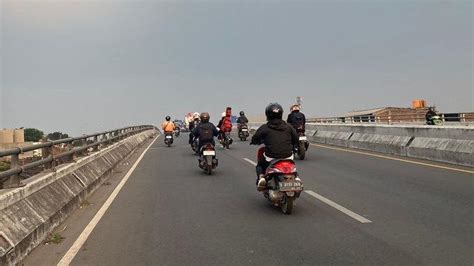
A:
[299,136,307,141]
[242,129,248,132]
[203,150,215,156]
[166,135,172,139]
[279,181,302,192]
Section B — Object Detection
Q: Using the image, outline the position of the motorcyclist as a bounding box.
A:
[188,112,201,145]
[192,112,219,151]
[217,107,233,141]
[251,103,300,190]
[237,111,249,130]
[287,104,306,133]
[161,116,176,135]
[425,107,437,125]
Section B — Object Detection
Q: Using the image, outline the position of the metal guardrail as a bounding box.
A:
[0,125,155,189]
[307,113,474,125]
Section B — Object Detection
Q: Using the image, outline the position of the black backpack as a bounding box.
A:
[199,123,214,141]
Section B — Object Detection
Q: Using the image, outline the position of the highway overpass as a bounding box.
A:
[0,125,473,265]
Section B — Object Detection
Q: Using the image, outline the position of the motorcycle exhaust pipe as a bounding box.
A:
[269,190,284,202]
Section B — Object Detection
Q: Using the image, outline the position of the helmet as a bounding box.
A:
[193,112,200,119]
[221,112,226,118]
[290,104,301,112]
[200,112,210,123]
[165,116,171,121]
[265,103,283,121]
[239,111,245,116]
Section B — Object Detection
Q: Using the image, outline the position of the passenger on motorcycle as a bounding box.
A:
[287,104,306,133]
[188,112,201,145]
[161,116,176,134]
[251,103,300,190]
[217,107,233,141]
[192,112,219,151]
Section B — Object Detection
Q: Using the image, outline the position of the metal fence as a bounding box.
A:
[307,113,473,125]
[0,125,155,189]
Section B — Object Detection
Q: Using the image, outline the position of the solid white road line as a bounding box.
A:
[57,136,159,266]
[242,158,372,224]
[305,190,372,223]
[244,158,257,166]
[310,143,474,174]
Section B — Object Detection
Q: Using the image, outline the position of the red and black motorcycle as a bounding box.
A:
[257,146,303,214]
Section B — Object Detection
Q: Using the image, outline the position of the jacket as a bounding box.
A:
[161,121,175,133]
[287,111,306,132]
[237,115,249,124]
[192,122,219,144]
[251,119,299,158]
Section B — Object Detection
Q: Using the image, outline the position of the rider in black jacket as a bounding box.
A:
[192,112,219,150]
[251,103,299,189]
[287,104,306,133]
[237,111,249,125]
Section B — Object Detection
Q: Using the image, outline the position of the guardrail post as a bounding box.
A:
[67,142,75,162]
[2,154,21,188]
[93,135,100,151]
[43,145,55,170]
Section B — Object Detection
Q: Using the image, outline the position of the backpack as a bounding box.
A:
[223,117,232,131]
[199,123,214,142]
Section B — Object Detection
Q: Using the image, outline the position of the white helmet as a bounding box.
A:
[193,112,200,119]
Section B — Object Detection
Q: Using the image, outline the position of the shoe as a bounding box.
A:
[257,176,266,191]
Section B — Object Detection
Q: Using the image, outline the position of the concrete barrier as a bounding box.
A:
[248,122,473,167]
[0,129,157,265]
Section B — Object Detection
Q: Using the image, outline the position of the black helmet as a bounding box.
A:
[165,116,171,121]
[200,112,210,123]
[240,111,245,116]
[265,103,283,121]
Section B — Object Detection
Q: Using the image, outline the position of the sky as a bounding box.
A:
[1,0,472,135]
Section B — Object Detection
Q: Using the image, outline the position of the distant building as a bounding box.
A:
[344,107,430,123]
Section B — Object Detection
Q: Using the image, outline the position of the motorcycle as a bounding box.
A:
[220,132,233,149]
[198,143,218,175]
[257,147,303,214]
[238,124,250,141]
[294,126,309,160]
[164,132,174,147]
[427,115,443,126]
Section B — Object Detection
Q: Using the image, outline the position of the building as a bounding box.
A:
[345,107,430,123]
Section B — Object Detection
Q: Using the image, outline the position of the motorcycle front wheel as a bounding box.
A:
[298,142,306,160]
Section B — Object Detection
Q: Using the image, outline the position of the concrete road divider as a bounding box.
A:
[249,122,473,167]
[0,129,157,266]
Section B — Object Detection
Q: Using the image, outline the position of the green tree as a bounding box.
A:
[47,132,70,141]
[24,128,44,142]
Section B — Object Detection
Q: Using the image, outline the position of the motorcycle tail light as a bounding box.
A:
[274,161,296,174]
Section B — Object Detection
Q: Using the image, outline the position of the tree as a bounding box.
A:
[24,128,44,142]
[47,132,70,141]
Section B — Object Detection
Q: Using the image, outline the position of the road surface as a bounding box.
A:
[24,133,474,266]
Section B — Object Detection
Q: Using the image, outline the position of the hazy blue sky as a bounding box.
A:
[1,0,472,135]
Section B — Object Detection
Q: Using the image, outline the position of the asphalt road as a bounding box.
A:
[25,133,474,266]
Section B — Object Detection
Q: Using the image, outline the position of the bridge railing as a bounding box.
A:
[0,125,155,189]
[307,112,474,125]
